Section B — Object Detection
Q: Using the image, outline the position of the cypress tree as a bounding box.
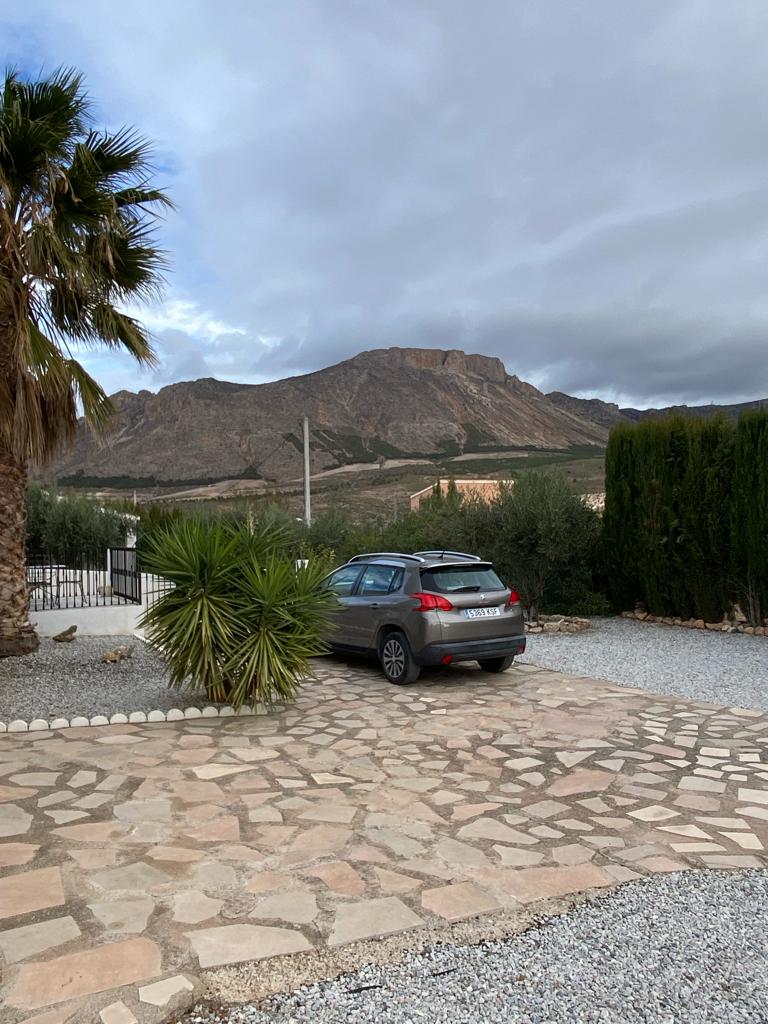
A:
[603,424,640,609]
[604,414,742,621]
[732,410,768,624]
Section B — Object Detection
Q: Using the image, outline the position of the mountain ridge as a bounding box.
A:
[46,347,766,487]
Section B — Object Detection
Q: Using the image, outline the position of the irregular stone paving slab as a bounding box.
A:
[305,860,366,896]
[421,881,500,922]
[0,866,65,920]
[0,915,80,963]
[187,923,312,968]
[501,864,616,903]
[0,658,767,1021]
[138,974,194,1006]
[172,891,223,924]
[88,899,155,933]
[100,1003,138,1024]
[251,891,319,924]
[90,862,170,893]
[7,936,162,1010]
[0,803,32,837]
[0,841,38,866]
[328,896,424,945]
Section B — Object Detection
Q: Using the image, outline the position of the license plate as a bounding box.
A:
[463,606,502,619]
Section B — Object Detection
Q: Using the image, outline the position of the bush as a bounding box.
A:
[140,519,335,707]
[476,473,604,620]
[301,472,607,619]
[26,484,128,559]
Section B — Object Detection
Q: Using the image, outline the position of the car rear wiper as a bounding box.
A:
[449,585,482,593]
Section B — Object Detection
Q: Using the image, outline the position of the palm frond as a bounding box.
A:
[0,68,171,465]
[65,358,114,435]
[114,185,173,212]
[90,304,157,365]
[0,67,88,188]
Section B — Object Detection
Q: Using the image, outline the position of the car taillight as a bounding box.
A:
[412,592,454,612]
[507,589,521,606]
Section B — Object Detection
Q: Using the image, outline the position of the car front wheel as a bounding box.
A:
[478,655,515,673]
[380,631,421,685]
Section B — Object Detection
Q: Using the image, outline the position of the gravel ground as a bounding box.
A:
[0,635,216,720]
[521,616,768,710]
[180,871,768,1024]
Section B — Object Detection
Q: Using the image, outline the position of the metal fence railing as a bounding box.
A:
[25,550,173,613]
[110,546,141,603]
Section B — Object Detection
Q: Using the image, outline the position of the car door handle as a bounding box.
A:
[369,602,380,609]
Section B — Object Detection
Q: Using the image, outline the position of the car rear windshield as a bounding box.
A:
[420,564,506,594]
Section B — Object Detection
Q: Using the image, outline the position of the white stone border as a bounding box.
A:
[0,702,270,733]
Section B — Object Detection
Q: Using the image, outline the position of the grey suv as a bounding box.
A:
[324,550,526,684]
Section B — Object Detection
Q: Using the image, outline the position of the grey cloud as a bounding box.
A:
[9,0,768,405]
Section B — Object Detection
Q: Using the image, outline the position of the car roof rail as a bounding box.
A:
[347,552,425,564]
[414,550,483,562]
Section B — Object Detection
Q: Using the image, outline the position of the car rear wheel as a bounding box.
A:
[478,655,515,673]
[380,631,421,685]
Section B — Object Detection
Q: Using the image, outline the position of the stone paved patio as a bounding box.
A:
[0,657,767,1023]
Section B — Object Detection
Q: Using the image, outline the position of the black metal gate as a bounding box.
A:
[110,547,141,603]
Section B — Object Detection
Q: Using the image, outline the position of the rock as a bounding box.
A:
[52,625,77,643]
[101,645,134,664]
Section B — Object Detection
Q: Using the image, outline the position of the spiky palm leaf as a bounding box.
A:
[140,521,334,708]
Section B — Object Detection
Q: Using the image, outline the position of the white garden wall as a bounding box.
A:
[32,573,169,637]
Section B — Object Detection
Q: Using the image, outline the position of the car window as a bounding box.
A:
[420,564,505,594]
[359,565,401,595]
[325,565,362,596]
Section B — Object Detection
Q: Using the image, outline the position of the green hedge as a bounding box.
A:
[26,484,128,560]
[603,411,768,623]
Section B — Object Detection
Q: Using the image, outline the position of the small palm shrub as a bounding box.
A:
[140,519,334,707]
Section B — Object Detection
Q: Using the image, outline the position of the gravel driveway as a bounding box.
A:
[0,635,215,720]
[521,617,768,710]
[180,871,768,1024]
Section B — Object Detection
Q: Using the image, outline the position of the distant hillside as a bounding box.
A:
[46,346,765,490]
[47,347,609,487]
[547,391,768,429]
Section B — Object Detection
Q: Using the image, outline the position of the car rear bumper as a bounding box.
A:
[416,634,526,665]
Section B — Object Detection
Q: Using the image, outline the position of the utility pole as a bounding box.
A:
[302,415,312,527]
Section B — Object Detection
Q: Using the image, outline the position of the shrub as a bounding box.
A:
[139,519,335,707]
[301,471,607,619]
[479,473,604,621]
[26,484,128,559]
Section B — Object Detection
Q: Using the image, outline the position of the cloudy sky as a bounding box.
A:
[6,1,768,406]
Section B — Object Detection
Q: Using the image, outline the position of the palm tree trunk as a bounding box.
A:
[0,444,39,657]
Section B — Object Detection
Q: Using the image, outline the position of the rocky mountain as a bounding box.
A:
[48,347,609,487]
[545,392,626,428]
[547,391,768,428]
